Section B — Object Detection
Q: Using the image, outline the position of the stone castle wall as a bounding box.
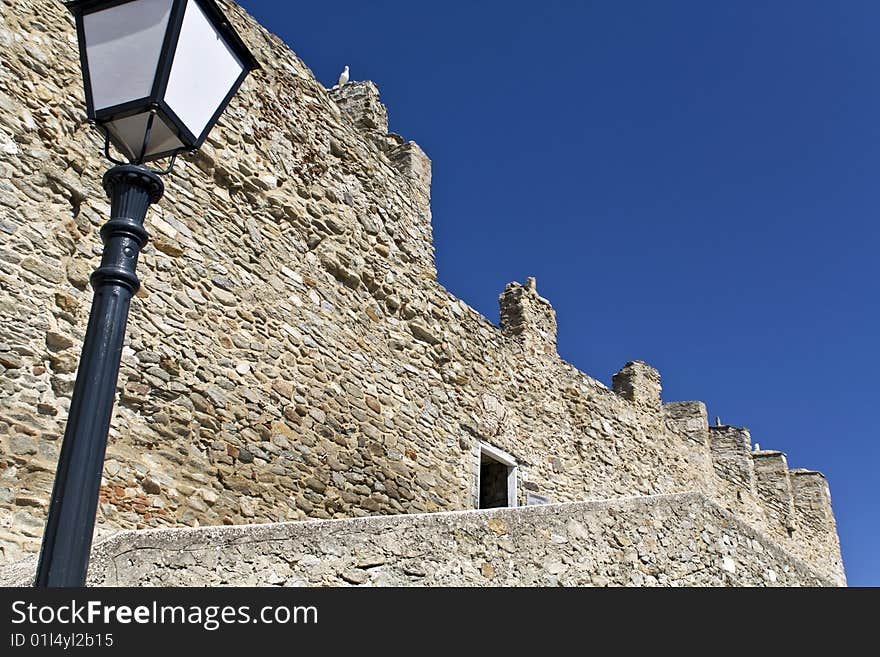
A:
[0,0,844,585]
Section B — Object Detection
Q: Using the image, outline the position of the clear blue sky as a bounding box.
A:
[237,0,879,586]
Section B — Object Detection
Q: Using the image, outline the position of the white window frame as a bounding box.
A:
[477,442,518,509]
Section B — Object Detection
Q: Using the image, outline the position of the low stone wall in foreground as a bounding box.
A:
[0,492,833,586]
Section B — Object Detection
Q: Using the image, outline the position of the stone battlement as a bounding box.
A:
[499,277,557,356]
[0,0,844,586]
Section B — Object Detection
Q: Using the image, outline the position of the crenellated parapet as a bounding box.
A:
[688,421,845,584]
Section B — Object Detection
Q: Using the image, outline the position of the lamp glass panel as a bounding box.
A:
[105,112,148,161]
[105,112,183,161]
[83,0,174,111]
[143,114,185,158]
[164,0,245,139]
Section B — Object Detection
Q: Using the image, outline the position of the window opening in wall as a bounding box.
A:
[478,443,517,509]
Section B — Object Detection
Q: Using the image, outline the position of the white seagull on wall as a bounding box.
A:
[337,65,350,88]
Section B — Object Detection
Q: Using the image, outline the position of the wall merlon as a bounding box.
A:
[662,400,714,494]
[789,469,845,584]
[612,361,662,412]
[498,277,557,356]
[329,80,389,135]
[708,424,756,491]
[387,140,434,276]
[663,401,708,442]
[752,450,795,532]
[790,469,832,527]
[389,141,432,201]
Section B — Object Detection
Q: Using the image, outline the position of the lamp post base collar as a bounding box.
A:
[102,164,164,205]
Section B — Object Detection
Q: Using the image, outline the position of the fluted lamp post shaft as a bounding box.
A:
[35,166,163,587]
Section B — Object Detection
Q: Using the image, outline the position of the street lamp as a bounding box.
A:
[35,0,258,587]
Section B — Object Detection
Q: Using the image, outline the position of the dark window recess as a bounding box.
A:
[480,454,510,509]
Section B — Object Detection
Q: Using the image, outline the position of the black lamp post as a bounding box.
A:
[35,0,258,587]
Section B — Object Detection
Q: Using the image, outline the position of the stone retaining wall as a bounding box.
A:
[0,493,834,587]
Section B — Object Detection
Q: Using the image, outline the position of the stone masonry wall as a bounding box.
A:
[0,0,844,585]
[0,493,834,587]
